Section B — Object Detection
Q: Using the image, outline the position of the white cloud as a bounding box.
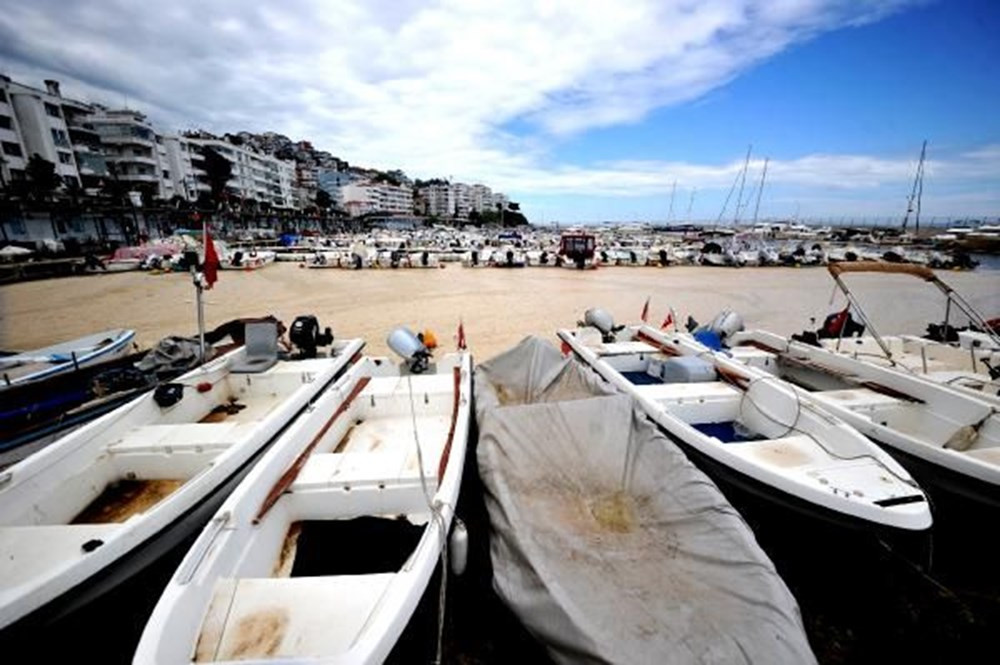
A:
[4,0,986,217]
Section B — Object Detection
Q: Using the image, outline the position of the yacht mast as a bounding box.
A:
[902,140,927,234]
[752,157,769,225]
[732,144,752,225]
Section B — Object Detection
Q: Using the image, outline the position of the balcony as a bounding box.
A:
[110,154,158,167]
[98,133,155,147]
[116,172,159,183]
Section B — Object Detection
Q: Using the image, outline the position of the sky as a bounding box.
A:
[0,0,998,223]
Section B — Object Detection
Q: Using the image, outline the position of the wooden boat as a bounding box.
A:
[813,261,1000,402]
[0,329,136,389]
[475,337,815,663]
[0,333,365,634]
[558,316,931,534]
[729,327,1000,508]
[134,343,471,663]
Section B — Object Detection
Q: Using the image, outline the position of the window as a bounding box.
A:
[7,218,26,234]
[44,102,61,118]
[58,151,73,165]
[1,141,22,157]
[162,170,170,179]
[51,128,70,147]
[0,89,7,103]
[62,175,78,188]
[0,114,11,130]
[70,219,84,233]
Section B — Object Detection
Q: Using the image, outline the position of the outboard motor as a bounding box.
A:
[289,315,334,358]
[387,326,431,374]
[231,251,244,267]
[705,309,744,343]
[583,308,621,343]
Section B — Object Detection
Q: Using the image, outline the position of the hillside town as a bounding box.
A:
[0,75,518,246]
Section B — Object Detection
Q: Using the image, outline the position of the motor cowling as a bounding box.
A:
[387,326,431,373]
[290,315,334,358]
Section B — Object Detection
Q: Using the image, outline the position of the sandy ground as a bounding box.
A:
[1,263,998,358]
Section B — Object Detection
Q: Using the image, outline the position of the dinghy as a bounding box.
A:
[0,329,136,389]
[134,329,471,664]
[0,323,364,635]
[475,337,815,664]
[729,327,1000,508]
[558,312,931,534]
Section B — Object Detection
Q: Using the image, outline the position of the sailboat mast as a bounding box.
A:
[733,144,752,226]
[686,188,696,222]
[902,140,927,233]
[667,180,677,224]
[752,157,769,225]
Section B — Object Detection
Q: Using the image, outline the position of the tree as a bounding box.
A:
[26,154,61,201]
[315,189,333,210]
[199,147,232,207]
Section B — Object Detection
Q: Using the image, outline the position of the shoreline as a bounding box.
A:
[2,263,998,359]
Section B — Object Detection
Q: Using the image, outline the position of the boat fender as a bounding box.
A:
[154,383,185,408]
[81,539,104,553]
[449,518,468,576]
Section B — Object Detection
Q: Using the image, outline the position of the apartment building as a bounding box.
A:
[89,107,175,199]
[179,137,296,208]
[0,77,83,188]
[422,183,455,218]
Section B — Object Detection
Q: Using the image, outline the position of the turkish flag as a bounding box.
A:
[203,228,220,289]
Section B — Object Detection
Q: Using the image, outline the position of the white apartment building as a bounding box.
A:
[337,180,414,217]
[170,137,297,208]
[89,107,175,199]
[0,77,83,188]
[422,183,454,218]
[470,183,492,212]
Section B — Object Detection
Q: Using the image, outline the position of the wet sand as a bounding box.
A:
[1,263,998,357]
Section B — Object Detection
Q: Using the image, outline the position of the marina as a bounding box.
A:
[0,258,998,662]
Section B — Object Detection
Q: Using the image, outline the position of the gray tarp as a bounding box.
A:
[475,337,815,664]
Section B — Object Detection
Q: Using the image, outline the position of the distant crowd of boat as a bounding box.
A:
[62,221,996,278]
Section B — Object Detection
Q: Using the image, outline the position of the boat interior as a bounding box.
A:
[193,358,463,662]
[728,340,1000,461]
[2,358,332,532]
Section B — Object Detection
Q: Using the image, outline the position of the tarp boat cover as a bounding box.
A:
[475,337,815,664]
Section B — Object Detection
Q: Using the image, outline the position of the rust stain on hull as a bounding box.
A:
[273,522,302,577]
[220,608,289,660]
[72,478,183,524]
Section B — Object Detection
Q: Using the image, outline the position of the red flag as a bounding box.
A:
[203,228,220,289]
[661,311,673,330]
[457,320,467,350]
[640,297,650,323]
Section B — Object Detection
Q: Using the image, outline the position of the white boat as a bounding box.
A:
[221,248,277,271]
[0,328,365,634]
[0,329,136,389]
[815,261,1000,402]
[475,337,815,664]
[729,328,1000,508]
[558,313,931,533]
[134,332,471,664]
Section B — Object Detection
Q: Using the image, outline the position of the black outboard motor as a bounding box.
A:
[289,315,334,358]
[231,251,244,267]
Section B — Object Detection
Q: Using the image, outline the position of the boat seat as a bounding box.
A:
[633,381,743,423]
[196,575,395,661]
[0,524,120,586]
[106,422,249,455]
[230,322,279,374]
[291,451,441,492]
[812,388,902,411]
[597,341,659,356]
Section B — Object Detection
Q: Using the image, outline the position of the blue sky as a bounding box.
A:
[1,0,997,223]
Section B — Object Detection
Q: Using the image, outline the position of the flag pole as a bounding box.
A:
[196,213,207,363]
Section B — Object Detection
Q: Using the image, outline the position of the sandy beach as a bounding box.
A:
[2,263,998,358]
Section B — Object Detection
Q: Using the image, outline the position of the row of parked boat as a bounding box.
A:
[0,268,997,662]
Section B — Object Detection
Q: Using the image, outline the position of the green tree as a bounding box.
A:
[26,154,62,201]
[315,189,333,210]
[199,147,232,207]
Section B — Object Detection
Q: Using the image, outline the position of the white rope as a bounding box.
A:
[406,373,450,665]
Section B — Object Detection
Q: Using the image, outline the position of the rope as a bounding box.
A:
[406,373,450,665]
[736,372,919,488]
